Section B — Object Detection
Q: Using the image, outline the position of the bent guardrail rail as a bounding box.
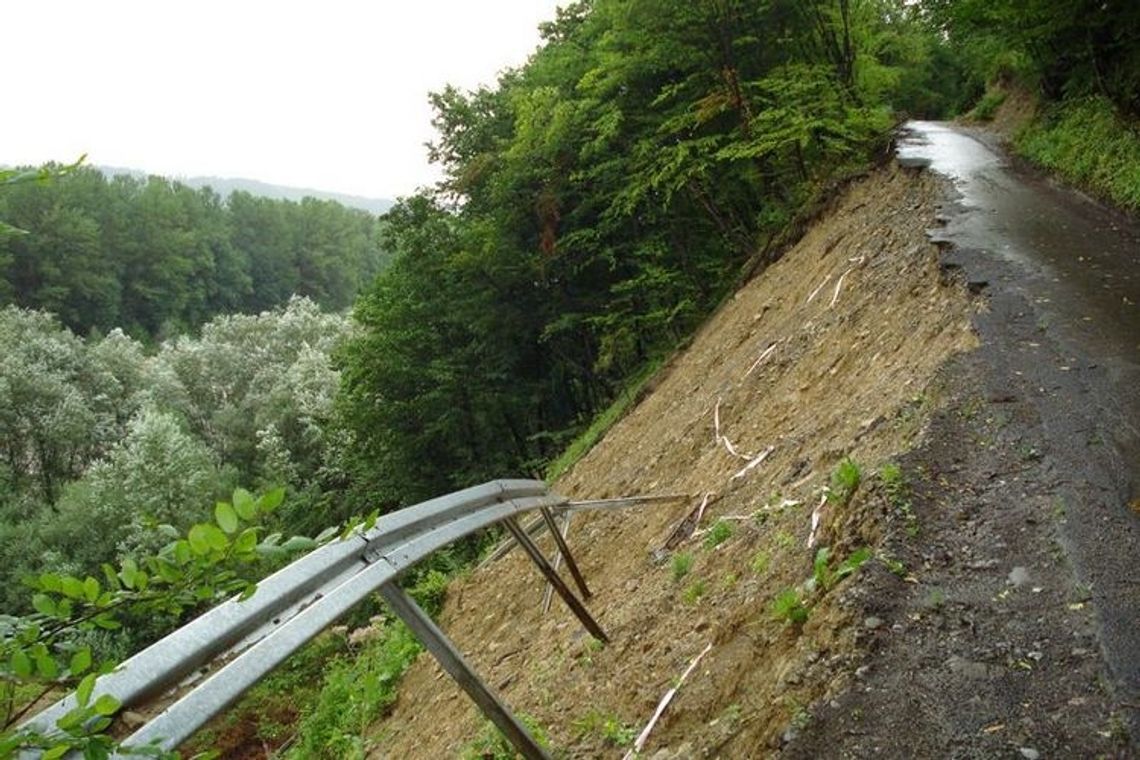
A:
[21,479,628,760]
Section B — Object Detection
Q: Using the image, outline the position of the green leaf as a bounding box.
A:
[215,501,240,534]
[281,535,317,553]
[93,693,121,716]
[102,563,121,591]
[119,558,138,589]
[83,577,100,603]
[60,576,85,600]
[39,573,63,593]
[155,558,181,583]
[234,527,258,554]
[92,614,121,630]
[32,593,57,617]
[314,526,340,544]
[232,488,257,521]
[36,653,59,679]
[256,486,286,514]
[55,704,88,730]
[42,745,70,760]
[188,524,213,556]
[237,583,258,602]
[174,539,193,565]
[201,524,229,551]
[157,523,181,539]
[76,672,97,707]
[70,647,92,676]
[11,649,32,678]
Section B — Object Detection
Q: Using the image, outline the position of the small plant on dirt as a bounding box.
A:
[751,550,771,575]
[924,588,947,610]
[830,457,862,504]
[880,462,918,536]
[721,572,739,590]
[461,713,551,759]
[775,531,795,549]
[682,579,706,605]
[878,553,907,577]
[573,708,636,747]
[705,519,735,549]
[810,547,872,592]
[772,587,810,625]
[671,552,694,582]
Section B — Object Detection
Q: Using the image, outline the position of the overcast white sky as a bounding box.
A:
[1,0,563,199]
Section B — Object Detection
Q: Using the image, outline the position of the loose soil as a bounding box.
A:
[367,162,981,758]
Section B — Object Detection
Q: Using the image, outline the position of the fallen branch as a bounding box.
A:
[744,342,779,378]
[661,492,718,551]
[829,268,852,308]
[730,445,776,482]
[807,492,828,549]
[806,273,831,304]
[713,397,755,461]
[623,642,714,759]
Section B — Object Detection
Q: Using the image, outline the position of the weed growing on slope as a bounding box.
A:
[751,550,771,575]
[830,457,862,504]
[880,462,918,537]
[705,519,735,549]
[461,713,551,759]
[682,579,707,605]
[573,708,637,747]
[671,551,694,582]
[772,587,810,625]
[811,546,872,592]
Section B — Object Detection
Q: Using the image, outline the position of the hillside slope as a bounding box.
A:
[366,162,977,757]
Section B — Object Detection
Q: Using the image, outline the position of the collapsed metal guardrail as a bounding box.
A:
[21,480,675,760]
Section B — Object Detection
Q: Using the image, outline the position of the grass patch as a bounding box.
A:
[1016,95,1140,210]
[671,551,694,582]
[704,519,735,549]
[682,579,706,605]
[967,90,1006,121]
[829,457,862,504]
[461,713,551,759]
[545,358,663,481]
[573,708,636,747]
[771,588,809,625]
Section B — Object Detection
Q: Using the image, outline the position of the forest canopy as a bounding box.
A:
[0,167,390,339]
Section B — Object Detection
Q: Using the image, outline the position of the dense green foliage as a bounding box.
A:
[1017,96,1140,210]
[0,486,309,757]
[0,167,389,339]
[337,0,947,509]
[0,299,353,620]
[926,0,1140,118]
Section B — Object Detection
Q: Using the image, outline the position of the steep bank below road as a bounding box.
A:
[367,162,978,758]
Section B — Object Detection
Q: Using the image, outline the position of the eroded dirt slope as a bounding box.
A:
[368,163,977,758]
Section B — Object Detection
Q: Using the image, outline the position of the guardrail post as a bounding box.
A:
[378,582,552,760]
[504,518,609,643]
[539,507,591,599]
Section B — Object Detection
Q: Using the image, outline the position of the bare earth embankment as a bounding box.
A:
[367,162,981,758]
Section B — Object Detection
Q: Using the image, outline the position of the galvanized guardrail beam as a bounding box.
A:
[20,479,610,760]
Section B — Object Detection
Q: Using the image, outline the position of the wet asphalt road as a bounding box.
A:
[899,121,1140,735]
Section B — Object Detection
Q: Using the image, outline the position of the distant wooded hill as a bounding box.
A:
[98,166,395,215]
[0,165,392,338]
